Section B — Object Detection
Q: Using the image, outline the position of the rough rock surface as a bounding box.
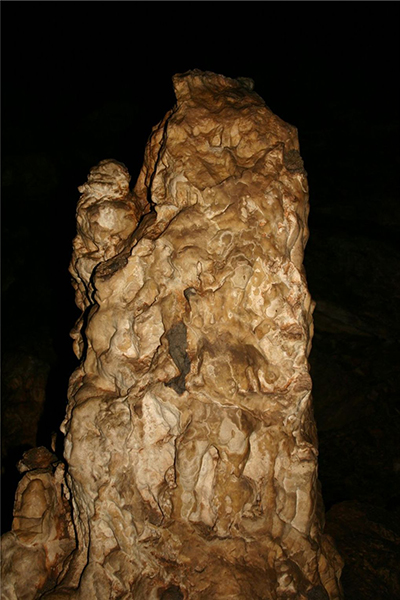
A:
[1,448,75,599]
[1,70,343,599]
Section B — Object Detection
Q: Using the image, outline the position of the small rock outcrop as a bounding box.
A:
[1,70,343,599]
[1,448,75,598]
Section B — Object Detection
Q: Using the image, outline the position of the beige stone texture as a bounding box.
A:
[1,449,75,599]
[1,70,343,599]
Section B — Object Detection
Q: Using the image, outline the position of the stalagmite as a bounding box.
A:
[0,448,75,599]
[1,70,343,599]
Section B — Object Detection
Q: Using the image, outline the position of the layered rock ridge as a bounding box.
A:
[1,70,343,599]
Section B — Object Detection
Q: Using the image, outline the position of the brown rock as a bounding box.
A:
[17,446,58,473]
[1,460,75,599]
[1,70,343,599]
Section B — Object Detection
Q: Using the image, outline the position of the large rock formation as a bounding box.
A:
[1,70,343,599]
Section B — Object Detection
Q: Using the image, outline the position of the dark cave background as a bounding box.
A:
[1,6,399,598]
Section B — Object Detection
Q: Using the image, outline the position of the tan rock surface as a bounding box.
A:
[1,70,343,599]
[1,449,75,599]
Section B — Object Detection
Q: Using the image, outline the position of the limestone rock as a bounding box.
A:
[69,158,148,359]
[1,452,74,599]
[2,70,343,599]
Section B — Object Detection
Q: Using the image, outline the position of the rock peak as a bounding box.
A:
[172,69,262,108]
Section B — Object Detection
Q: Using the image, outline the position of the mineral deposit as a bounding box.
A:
[0,448,75,599]
[1,70,343,599]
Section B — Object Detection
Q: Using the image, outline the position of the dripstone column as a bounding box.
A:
[5,70,343,600]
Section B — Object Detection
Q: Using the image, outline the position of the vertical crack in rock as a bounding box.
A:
[166,321,191,395]
[1,70,344,600]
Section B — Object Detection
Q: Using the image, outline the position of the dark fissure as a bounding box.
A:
[165,321,191,395]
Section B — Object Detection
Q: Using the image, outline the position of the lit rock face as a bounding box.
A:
[0,448,75,599]
[11,70,342,599]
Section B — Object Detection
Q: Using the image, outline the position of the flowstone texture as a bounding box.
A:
[1,70,343,599]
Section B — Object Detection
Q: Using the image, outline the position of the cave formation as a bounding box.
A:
[1,70,343,600]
